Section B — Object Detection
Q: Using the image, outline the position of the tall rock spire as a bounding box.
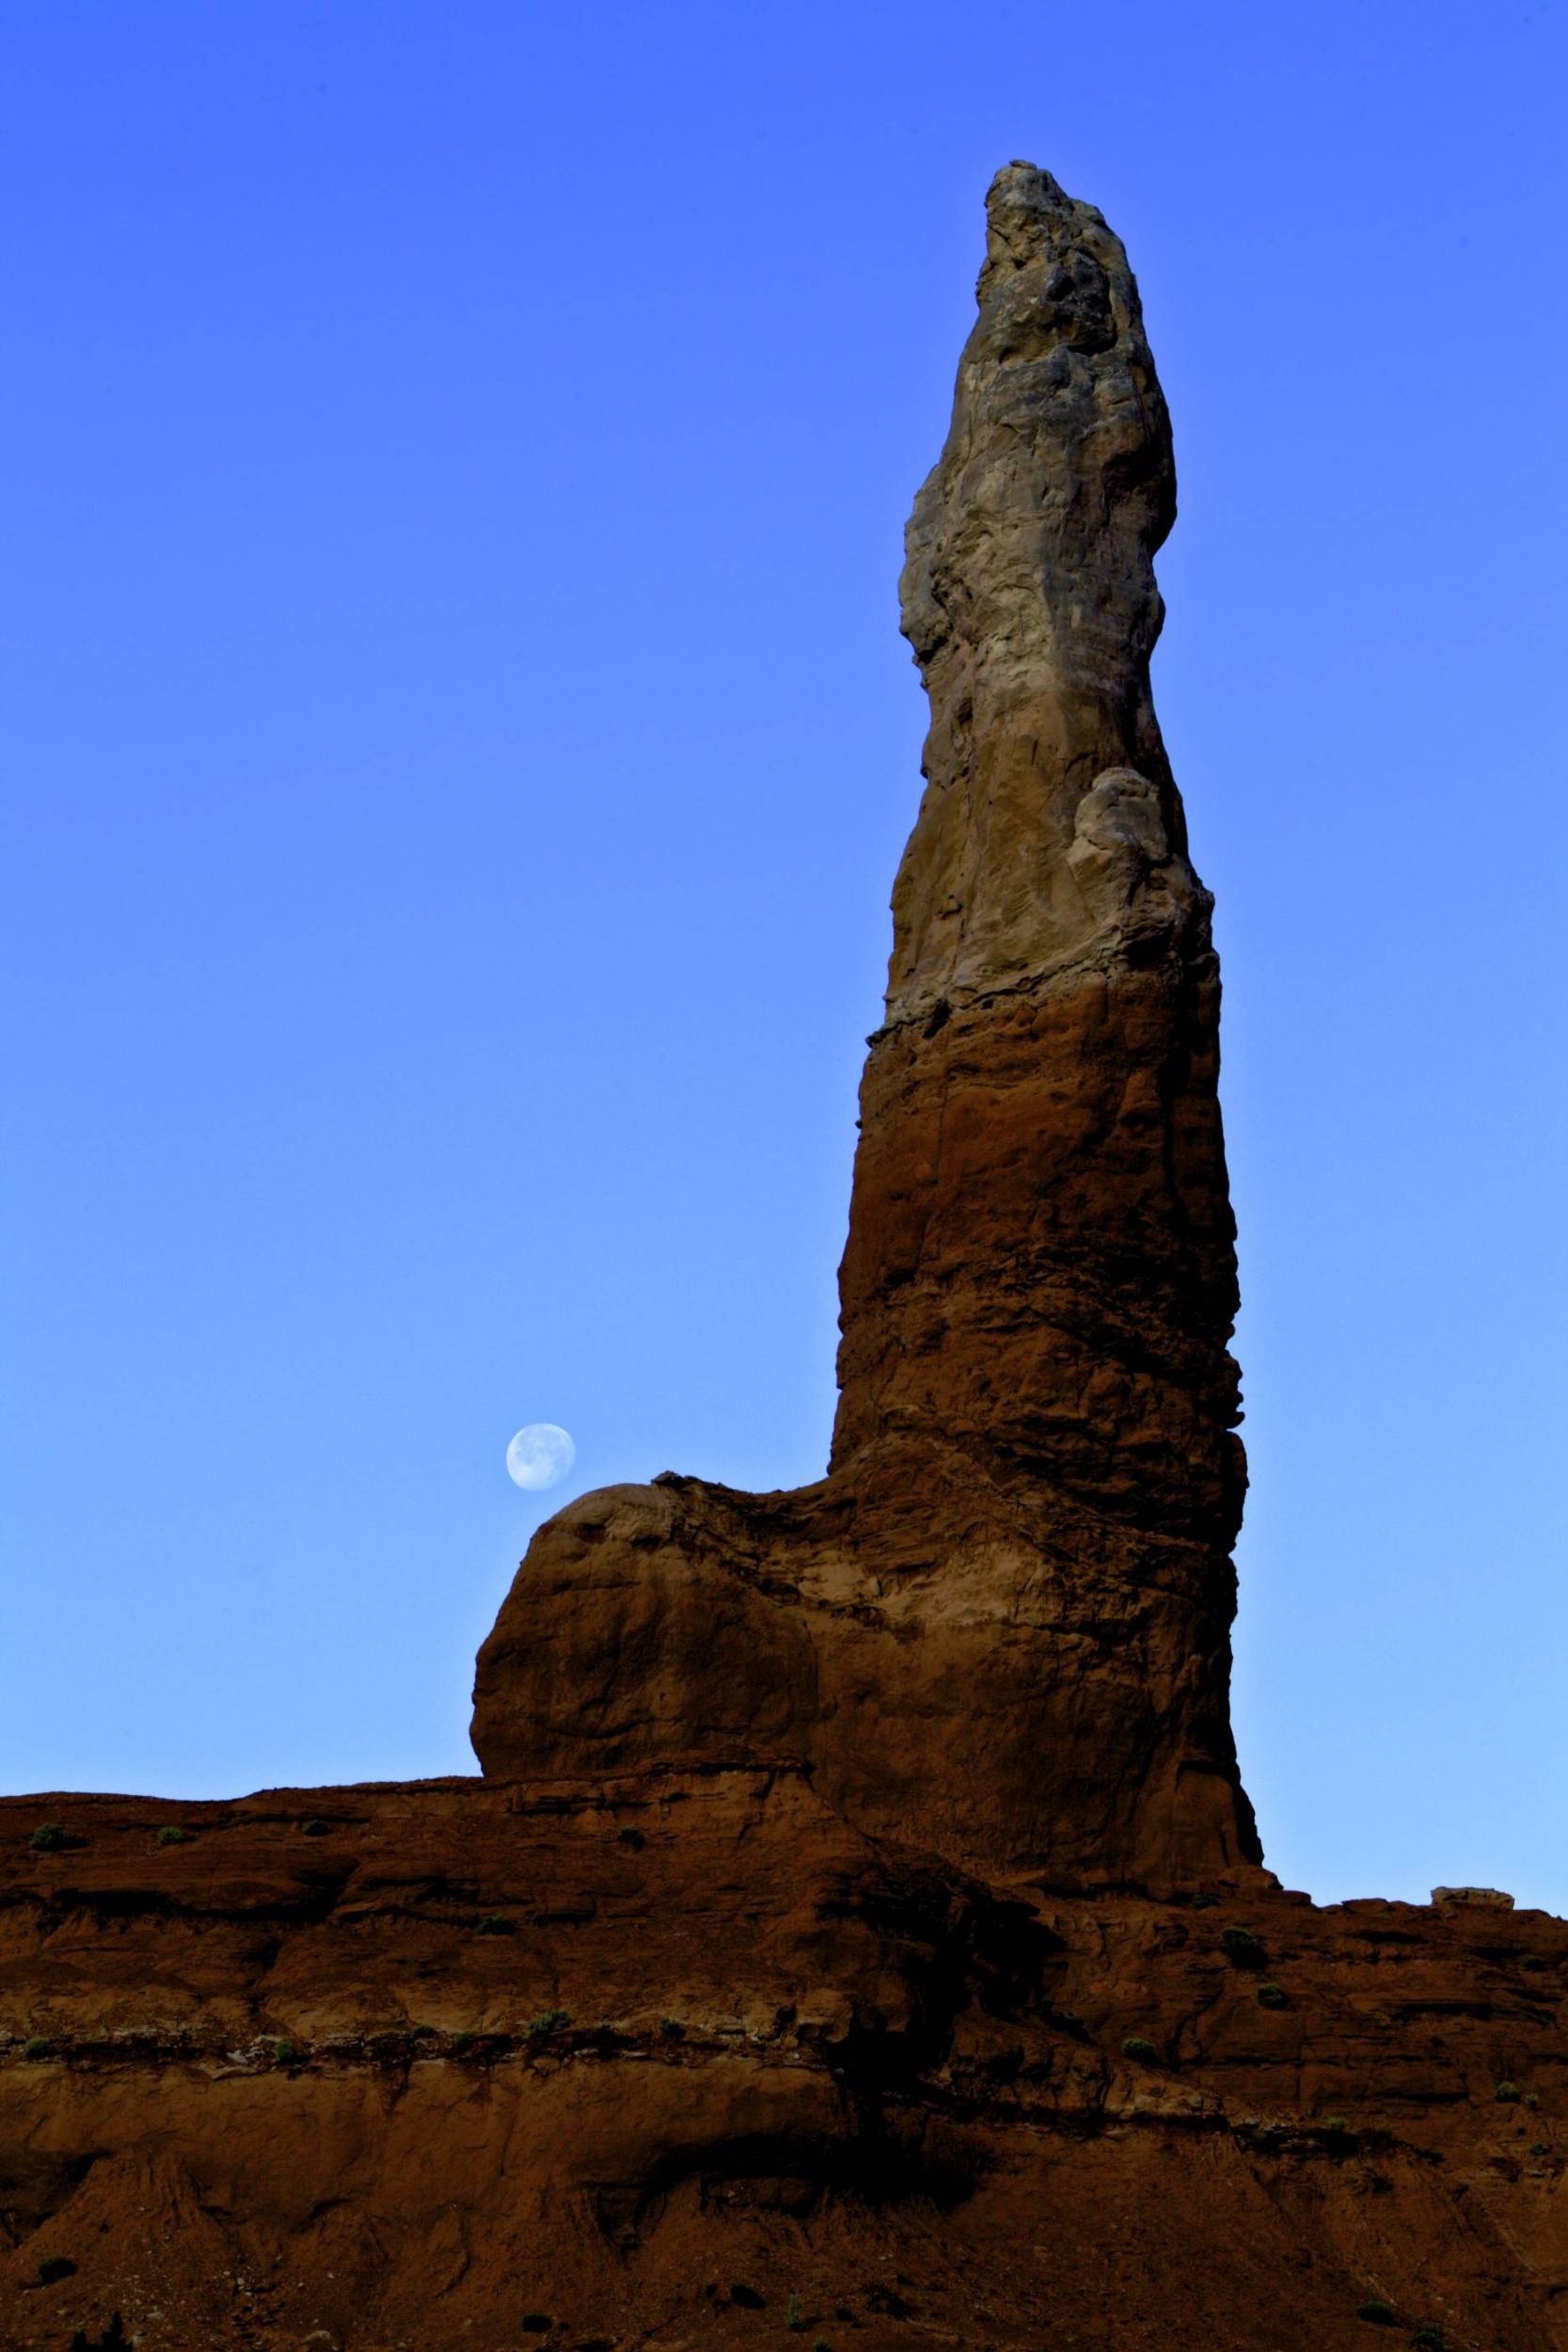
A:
[833,155,1245,1676]
[472,165,1260,1892]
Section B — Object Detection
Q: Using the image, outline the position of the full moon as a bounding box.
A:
[505,1422,576,1491]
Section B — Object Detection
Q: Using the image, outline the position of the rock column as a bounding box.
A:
[473,164,1260,1893]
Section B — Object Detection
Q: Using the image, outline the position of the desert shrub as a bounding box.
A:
[1256,1982,1289,2009]
[1220,1926,1267,1969]
[39,2256,77,2283]
[1321,2114,1350,2136]
[29,1823,70,1852]
[1120,2035,1157,2062]
[785,2291,803,2331]
[274,2039,299,2065]
[658,2017,685,2041]
[1355,2299,1395,2325]
[301,1818,330,1837]
[1495,2080,1522,2103]
[728,2282,765,2310]
[23,2036,51,2060]
[1411,2328,1446,2350]
[476,1914,516,1937]
[525,2009,571,2041]
[156,1825,190,1847]
[451,2030,474,2052]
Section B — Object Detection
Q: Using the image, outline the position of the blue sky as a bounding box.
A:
[4,0,1564,1913]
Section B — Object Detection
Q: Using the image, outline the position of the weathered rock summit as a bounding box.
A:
[5,167,1562,2352]
[473,161,1259,1894]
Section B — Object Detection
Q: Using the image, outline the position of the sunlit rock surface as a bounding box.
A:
[473,162,1258,1895]
[4,167,1563,2352]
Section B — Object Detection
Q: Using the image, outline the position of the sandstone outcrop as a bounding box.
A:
[4,165,1563,2352]
[4,1782,1566,2349]
[473,162,1257,1895]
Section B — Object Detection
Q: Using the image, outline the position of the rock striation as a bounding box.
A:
[472,162,1259,1893]
[4,165,1563,2352]
[4,1781,1565,2350]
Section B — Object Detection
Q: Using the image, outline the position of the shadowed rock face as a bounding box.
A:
[472,162,1260,1892]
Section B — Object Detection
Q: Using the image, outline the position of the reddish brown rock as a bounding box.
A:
[3,1784,1566,2349]
[4,165,1563,2351]
[472,162,1257,1894]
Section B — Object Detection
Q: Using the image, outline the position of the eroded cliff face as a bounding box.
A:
[7,167,1561,2352]
[4,1783,1566,2352]
[471,163,1258,1893]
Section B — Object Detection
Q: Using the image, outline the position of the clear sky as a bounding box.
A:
[4,0,1564,1914]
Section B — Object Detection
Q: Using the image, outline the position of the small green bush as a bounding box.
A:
[1189,1889,1219,1909]
[1256,1982,1288,2009]
[1529,2141,1551,2156]
[1495,2080,1522,2103]
[39,2256,77,2284]
[1121,2035,1157,2063]
[1355,2300,1395,2325]
[525,2009,571,2042]
[29,1823,70,1853]
[451,2030,474,2052]
[785,2292,803,2331]
[274,2038,299,2065]
[23,2036,51,2061]
[1321,2114,1349,2136]
[301,1818,330,1837]
[1410,2328,1446,2350]
[475,1914,516,1937]
[156,1825,190,1847]
[1524,2091,1540,2108]
[658,2017,686,2042]
[1220,1926,1267,1969]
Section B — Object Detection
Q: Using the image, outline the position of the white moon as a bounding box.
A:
[505,1422,576,1491]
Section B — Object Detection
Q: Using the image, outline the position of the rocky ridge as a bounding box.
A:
[2,165,1562,2350]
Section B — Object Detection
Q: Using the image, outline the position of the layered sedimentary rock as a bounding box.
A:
[6,166,1563,2352]
[473,162,1258,1892]
[4,1783,1566,2350]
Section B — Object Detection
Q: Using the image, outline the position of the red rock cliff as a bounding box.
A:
[3,166,1563,2352]
[471,162,1259,1893]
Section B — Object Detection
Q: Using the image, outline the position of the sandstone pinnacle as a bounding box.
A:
[6,165,1559,2352]
[472,160,1260,1892]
